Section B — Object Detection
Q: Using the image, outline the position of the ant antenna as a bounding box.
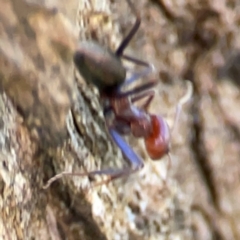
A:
[164,81,193,181]
[171,81,193,135]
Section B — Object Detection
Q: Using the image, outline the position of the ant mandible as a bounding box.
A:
[44,0,192,188]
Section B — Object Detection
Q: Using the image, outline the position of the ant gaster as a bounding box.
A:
[44,0,192,188]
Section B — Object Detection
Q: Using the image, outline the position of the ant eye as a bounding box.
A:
[144,115,170,160]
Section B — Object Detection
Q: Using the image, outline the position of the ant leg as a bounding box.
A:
[43,167,138,190]
[122,54,152,68]
[118,54,157,96]
[117,64,155,96]
[43,129,144,189]
[131,90,155,111]
[116,0,141,56]
[120,54,156,87]
[171,81,193,135]
[88,129,144,187]
[120,80,157,97]
[123,65,155,86]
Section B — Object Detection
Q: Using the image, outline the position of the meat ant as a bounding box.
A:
[43,0,192,189]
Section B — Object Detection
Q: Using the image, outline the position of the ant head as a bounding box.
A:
[74,41,126,91]
[144,115,170,160]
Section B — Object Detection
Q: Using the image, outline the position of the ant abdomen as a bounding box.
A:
[74,41,126,90]
[144,115,170,160]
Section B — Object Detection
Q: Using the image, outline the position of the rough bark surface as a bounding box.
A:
[0,0,239,240]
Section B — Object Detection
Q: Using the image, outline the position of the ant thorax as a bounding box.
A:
[129,109,152,138]
[103,107,131,135]
[102,95,152,138]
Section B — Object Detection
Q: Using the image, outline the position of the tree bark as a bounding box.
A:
[0,0,240,240]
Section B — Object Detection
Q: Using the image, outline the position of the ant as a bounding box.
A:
[43,0,192,189]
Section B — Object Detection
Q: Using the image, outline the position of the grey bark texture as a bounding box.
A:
[0,0,240,240]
